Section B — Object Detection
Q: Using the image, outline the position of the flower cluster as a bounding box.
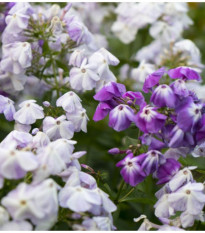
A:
[113,3,204,89]
[0,90,116,230]
[93,66,205,229]
[0,2,119,97]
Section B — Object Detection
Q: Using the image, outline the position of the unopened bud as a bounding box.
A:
[108,148,120,155]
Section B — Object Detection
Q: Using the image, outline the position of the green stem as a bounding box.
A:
[115,180,125,202]
[118,187,135,203]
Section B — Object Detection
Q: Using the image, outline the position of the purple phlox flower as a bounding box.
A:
[170,79,189,97]
[108,104,135,131]
[1,42,32,74]
[93,101,112,122]
[140,134,166,151]
[116,153,146,186]
[4,3,32,35]
[156,158,181,184]
[151,84,176,108]
[177,97,202,133]
[141,150,166,176]
[195,114,205,143]
[69,58,100,91]
[0,94,15,121]
[0,130,32,149]
[168,125,195,148]
[135,104,167,134]
[94,82,126,102]
[142,67,166,93]
[122,91,145,107]
[168,182,205,215]
[66,108,89,133]
[69,49,86,67]
[43,115,74,140]
[168,167,196,192]
[168,66,201,81]
[0,144,38,179]
[14,100,44,125]
[56,91,82,113]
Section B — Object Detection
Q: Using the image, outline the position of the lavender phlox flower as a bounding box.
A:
[43,115,74,140]
[0,130,32,149]
[32,131,50,148]
[56,91,82,113]
[1,42,32,74]
[180,210,205,228]
[93,102,113,122]
[0,221,33,231]
[0,143,38,179]
[0,94,15,121]
[170,79,189,97]
[14,100,44,125]
[69,49,86,67]
[116,153,146,186]
[66,108,88,132]
[168,167,195,192]
[69,58,100,91]
[122,91,145,107]
[168,182,205,215]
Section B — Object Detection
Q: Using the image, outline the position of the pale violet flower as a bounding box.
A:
[0,144,38,179]
[1,42,32,74]
[59,185,101,212]
[56,91,82,113]
[0,206,9,226]
[32,131,50,149]
[0,221,33,231]
[14,100,44,125]
[66,108,88,132]
[43,115,74,140]
[69,58,100,91]
[33,139,77,183]
[168,182,205,215]
[0,94,15,121]
[69,49,86,67]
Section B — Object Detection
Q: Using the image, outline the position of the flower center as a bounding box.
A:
[127,162,133,167]
[195,109,200,114]
[161,85,167,89]
[10,151,15,156]
[81,68,86,73]
[151,151,156,156]
[56,121,61,125]
[20,200,27,205]
[145,109,150,115]
[118,106,123,111]
[26,103,30,107]
[183,170,188,175]
[186,190,191,195]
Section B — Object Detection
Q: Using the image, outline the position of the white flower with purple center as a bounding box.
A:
[43,115,74,140]
[116,153,146,186]
[69,58,100,91]
[151,84,176,108]
[14,100,44,125]
[109,104,135,132]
